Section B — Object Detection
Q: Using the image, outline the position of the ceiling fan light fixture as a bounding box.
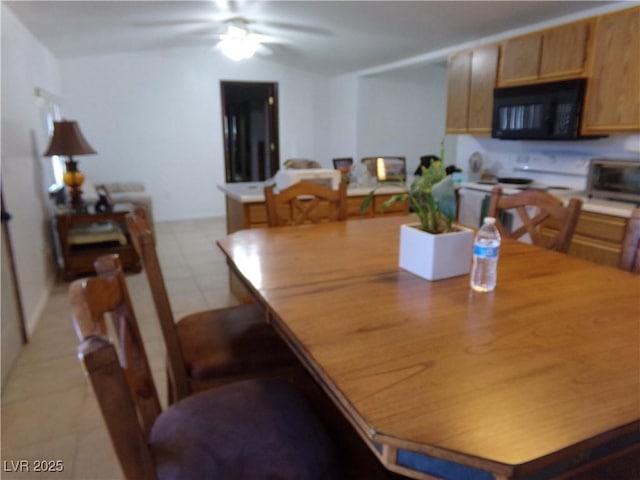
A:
[217,24,259,61]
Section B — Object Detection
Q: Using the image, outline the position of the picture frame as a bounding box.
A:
[94,184,114,213]
[332,157,353,170]
[332,157,354,182]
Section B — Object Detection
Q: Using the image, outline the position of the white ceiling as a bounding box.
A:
[5,0,625,76]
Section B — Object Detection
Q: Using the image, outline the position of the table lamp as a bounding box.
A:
[43,120,96,213]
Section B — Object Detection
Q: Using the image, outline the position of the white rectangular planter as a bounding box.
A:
[398,223,474,281]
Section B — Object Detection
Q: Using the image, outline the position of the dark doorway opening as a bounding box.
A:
[221,81,279,183]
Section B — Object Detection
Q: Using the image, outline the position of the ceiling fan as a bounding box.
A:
[134,6,330,61]
[210,17,282,61]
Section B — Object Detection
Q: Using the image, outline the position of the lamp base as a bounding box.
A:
[68,188,88,214]
[64,158,88,213]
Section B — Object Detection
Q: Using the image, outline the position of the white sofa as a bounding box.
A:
[83,180,154,226]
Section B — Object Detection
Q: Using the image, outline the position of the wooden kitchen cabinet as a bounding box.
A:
[445,51,471,132]
[498,20,591,86]
[542,210,628,268]
[582,6,640,134]
[446,44,499,134]
[498,34,541,85]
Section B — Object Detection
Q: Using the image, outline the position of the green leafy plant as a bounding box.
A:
[359,160,456,234]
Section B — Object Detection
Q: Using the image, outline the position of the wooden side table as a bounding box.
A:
[55,210,141,280]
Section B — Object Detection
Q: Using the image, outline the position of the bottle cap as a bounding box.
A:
[484,217,496,225]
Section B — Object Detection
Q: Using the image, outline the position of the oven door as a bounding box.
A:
[587,160,640,203]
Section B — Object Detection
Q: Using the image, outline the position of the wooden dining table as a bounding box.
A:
[216,214,640,480]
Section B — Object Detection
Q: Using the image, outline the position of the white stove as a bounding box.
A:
[457,152,590,231]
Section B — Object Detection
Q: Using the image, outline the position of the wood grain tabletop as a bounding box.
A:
[217,214,640,479]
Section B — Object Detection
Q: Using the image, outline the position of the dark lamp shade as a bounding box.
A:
[43,120,96,157]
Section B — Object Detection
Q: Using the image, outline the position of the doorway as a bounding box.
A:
[221,81,279,183]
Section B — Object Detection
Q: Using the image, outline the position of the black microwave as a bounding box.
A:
[491,79,602,140]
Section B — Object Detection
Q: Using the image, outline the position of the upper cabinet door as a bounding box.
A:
[499,34,541,85]
[446,51,471,133]
[468,45,499,133]
[582,6,640,133]
[446,46,498,135]
[498,20,591,86]
[539,21,591,80]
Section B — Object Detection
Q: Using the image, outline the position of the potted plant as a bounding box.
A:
[360,160,474,281]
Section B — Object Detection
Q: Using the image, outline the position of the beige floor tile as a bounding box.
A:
[169,292,210,319]
[1,355,85,404]
[202,288,241,309]
[1,433,77,480]
[159,262,193,280]
[193,272,231,292]
[162,276,201,296]
[72,427,123,480]
[2,385,86,449]
[15,322,78,367]
[185,257,226,277]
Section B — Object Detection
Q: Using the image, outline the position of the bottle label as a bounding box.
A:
[474,244,499,259]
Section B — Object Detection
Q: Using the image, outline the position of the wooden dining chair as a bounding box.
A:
[487,187,582,253]
[620,207,640,273]
[264,181,348,227]
[125,211,295,404]
[69,255,338,480]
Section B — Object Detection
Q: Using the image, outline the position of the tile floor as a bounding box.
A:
[1,217,239,479]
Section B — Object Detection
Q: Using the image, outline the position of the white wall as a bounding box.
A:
[356,64,451,172]
[1,5,62,335]
[328,74,359,160]
[61,49,453,222]
[60,49,332,221]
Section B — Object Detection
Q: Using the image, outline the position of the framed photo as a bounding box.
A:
[332,157,353,182]
[332,157,353,170]
[94,184,114,213]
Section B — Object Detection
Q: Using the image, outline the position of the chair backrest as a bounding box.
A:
[264,181,348,227]
[487,187,583,253]
[69,255,159,480]
[620,208,640,273]
[361,156,407,182]
[125,212,190,400]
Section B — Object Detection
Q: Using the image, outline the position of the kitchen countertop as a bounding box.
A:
[217,181,408,203]
[458,182,637,218]
[561,194,638,218]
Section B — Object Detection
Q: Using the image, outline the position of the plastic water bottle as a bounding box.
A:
[470,217,501,292]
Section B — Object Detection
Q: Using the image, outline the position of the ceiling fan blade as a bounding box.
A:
[256,44,273,56]
[220,16,330,37]
[248,33,288,44]
[131,18,215,28]
[219,0,259,15]
[258,20,331,37]
[191,26,288,45]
